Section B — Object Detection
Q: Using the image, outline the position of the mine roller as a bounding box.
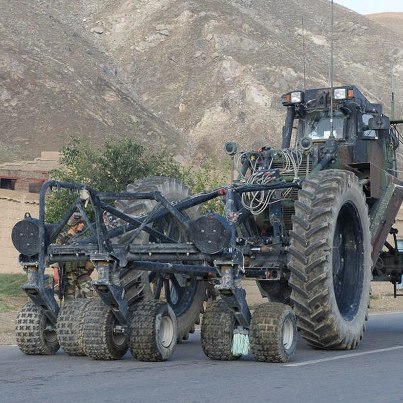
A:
[12,85,403,362]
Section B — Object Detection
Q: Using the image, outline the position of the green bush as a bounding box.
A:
[46,137,182,222]
[46,137,232,222]
[183,158,231,214]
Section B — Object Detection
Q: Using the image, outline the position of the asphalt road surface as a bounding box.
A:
[1,312,403,403]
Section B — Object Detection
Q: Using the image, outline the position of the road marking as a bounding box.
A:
[285,345,403,367]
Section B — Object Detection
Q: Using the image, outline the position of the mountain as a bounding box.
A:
[1,0,402,163]
[0,0,182,162]
[367,12,403,36]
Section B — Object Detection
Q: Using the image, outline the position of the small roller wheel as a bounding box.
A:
[250,302,297,363]
[56,299,90,356]
[129,300,177,362]
[16,302,59,355]
[201,299,241,361]
[82,299,128,360]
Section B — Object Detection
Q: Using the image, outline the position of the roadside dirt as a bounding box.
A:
[243,279,403,308]
[0,311,20,345]
[2,282,403,345]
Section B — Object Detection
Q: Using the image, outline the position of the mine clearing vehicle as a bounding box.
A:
[12,85,403,363]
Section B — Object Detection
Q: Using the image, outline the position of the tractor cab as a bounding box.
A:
[281,85,386,147]
[280,85,398,191]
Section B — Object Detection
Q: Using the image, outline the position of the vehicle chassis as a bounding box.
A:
[20,178,301,330]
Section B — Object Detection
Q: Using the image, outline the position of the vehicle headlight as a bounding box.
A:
[282,91,304,105]
[334,88,355,100]
[291,91,303,103]
[334,88,347,100]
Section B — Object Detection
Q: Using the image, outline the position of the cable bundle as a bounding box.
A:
[240,148,303,215]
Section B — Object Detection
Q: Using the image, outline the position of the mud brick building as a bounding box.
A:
[0,152,60,193]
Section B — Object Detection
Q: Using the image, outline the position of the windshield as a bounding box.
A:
[300,110,345,140]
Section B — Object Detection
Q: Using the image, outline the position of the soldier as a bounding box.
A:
[52,212,95,300]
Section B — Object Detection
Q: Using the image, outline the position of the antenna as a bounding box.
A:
[301,16,306,91]
[391,60,395,120]
[329,0,334,139]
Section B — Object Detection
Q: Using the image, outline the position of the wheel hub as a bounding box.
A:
[282,317,295,350]
[157,314,174,348]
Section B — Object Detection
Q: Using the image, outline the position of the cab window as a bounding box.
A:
[301,110,345,140]
[362,113,378,139]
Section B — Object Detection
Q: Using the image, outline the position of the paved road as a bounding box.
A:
[1,312,403,403]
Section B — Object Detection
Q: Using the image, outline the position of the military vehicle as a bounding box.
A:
[12,85,403,362]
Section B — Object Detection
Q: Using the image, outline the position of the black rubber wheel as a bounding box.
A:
[116,176,207,341]
[257,280,291,304]
[119,266,151,307]
[201,299,241,361]
[250,302,297,363]
[82,299,128,360]
[129,300,177,362]
[16,302,59,355]
[56,299,90,356]
[289,170,371,349]
[149,272,206,341]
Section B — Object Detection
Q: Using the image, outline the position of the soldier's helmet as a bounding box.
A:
[67,212,83,227]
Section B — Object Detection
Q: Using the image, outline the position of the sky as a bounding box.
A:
[334,0,403,15]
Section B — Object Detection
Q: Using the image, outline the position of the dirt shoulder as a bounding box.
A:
[2,282,403,346]
[0,311,20,345]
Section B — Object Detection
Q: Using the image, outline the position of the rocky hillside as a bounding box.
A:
[1,0,402,163]
[367,12,403,36]
[0,0,181,162]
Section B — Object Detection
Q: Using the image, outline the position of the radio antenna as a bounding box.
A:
[302,16,306,91]
[329,0,334,138]
[391,59,395,120]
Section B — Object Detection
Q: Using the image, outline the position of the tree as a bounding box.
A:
[46,137,232,222]
[46,137,181,222]
[52,137,180,191]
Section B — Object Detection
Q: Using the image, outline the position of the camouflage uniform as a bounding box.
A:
[63,258,94,299]
[53,231,95,300]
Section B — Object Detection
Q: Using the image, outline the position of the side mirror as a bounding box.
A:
[368,116,390,130]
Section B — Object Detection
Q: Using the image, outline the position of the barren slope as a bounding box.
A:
[1,0,402,162]
[367,12,403,36]
[70,0,403,159]
[0,0,181,162]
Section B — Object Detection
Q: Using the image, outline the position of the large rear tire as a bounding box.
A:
[289,170,371,349]
[116,177,207,341]
[16,302,59,355]
[257,280,291,304]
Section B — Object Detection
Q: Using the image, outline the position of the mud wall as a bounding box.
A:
[0,189,38,274]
